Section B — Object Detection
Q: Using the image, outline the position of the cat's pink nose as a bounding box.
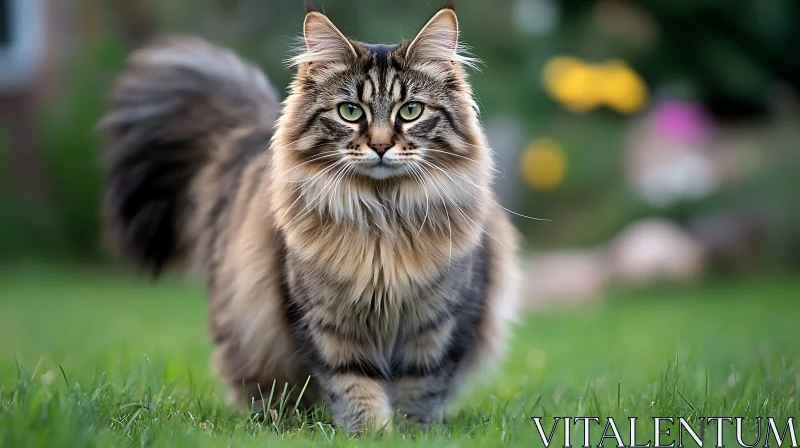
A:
[369,142,392,156]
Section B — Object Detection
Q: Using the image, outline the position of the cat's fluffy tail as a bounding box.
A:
[99,36,279,274]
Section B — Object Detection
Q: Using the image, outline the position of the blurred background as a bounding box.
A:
[1,0,799,307]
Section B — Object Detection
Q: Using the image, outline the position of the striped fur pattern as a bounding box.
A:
[100,5,519,433]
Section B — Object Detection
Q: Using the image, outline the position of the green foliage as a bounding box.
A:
[0,30,128,260]
[38,33,129,257]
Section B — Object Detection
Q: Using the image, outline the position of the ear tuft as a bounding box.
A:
[442,0,456,11]
[303,0,317,13]
[291,12,357,66]
[406,9,459,64]
[406,9,480,72]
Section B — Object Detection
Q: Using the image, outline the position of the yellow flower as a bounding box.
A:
[543,57,599,113]
[542,56,648,114]
[596,59,648,113]
[520,139,566,191]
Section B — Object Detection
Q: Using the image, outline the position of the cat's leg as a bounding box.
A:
[208,279,318,410]
[211,318,320,410]
[211,340,317,410]
[302,327,393,433]
[317,371,393,433]
[391,375,452,427]
[390,321,459,427]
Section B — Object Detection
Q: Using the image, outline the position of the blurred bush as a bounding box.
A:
[0,0,798,270]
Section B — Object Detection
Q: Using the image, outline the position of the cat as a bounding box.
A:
[100,0,519,432]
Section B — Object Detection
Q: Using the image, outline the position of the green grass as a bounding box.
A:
[1,262,799,447]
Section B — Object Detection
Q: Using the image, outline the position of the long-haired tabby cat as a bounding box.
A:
[100,0,519,432]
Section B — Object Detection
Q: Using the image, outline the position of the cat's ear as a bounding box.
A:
[406,8,459,66]
[296,12,357,65]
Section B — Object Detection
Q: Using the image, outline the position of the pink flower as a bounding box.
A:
[652,100,714,144]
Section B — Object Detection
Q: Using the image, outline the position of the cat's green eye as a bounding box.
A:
[338,103,364,122]
[398,102,424,121]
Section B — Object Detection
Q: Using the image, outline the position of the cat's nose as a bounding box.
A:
[369,142,393,157]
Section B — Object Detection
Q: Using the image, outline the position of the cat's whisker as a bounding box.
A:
[279,150,342,179]
[443,136,501,157]
[445,137,506,172]
[420,148,501,174]
[276,153,336,183]
[300,162,352,220]
[294,168,344,222]
[345,178,354,223]
[418,159,474,206]
[409,165,432,236]
[277,159,347,229]
[449,137,500,155]
[285,156,346,196]
[284,158,348,205]
[421,155,552,223]
[418,160,504,250]
[417,161,479,230]
[416,165,453,266]
[328,165,352,222]
[318,164,354,219]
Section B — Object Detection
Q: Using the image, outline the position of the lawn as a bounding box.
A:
[0,262,798,447]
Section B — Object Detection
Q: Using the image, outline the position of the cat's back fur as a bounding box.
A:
[101,6,519,432]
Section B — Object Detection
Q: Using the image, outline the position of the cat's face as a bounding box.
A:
[277,8,489,183]
[272,7,494,231]
[295,40,460,181]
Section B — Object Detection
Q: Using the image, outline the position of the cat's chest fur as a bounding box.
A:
[279,218,482,340]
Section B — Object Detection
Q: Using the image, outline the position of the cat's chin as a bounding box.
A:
[350,162,408,180]
[361,165,403,180]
